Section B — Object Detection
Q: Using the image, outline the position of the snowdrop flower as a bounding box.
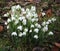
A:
[34,35,38,39]
[21,11,26,14]
[17,26,22,30]
[46,21,50,25]
[31,24,34,28]
[23,32,26,36]
[11,6,16,12]
[42,12,46,16]
[51,18,56,22]
[35,23,41,28]
[22,16,25,20]
[35,23,38,26]
[19,17,23,21]
[41,9,43,12]
[15,20,19,25]
[29,29,32,32]
[22,19,26,25]
[33,13,38,18]
[7,18,11,23]
[24,28,28,32]
[31,6,36,11]
[11,32,17,36]
[38,24,41,28]
[11,17,16,21]
[42,25,48,32]
[7,25,9,29]
[26,14,31,19]
[35,18,38,21]
[11,14,14,17]
[31,18,35,22]
[21,8,25,12]
[16,5,21,10]
[4,13,9,17]
[26,8,30,12]
[48,19,51,23]
[19,32,23,37]
[11,6,16,9]
[48,31,53,35]
[34,28,39,33]
[5,22,7,25]
[27,12,31,17]
[42,21,46,26]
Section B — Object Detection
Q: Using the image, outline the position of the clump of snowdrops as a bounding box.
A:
[4,5,56,48]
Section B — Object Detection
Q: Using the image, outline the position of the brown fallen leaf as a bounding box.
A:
[38,12,42,17]
[0,25,3,32]
[46,9,52,17]
[28,0,33,2]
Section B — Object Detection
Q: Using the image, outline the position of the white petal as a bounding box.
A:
[19,32,23,37]
[31,24,34,28]
[24,28,28,32]
[48,31,53,35]
[7,19,11,23]
[17,26,22,30]
[34,35,38,39]
[11,32,17,36]
[29,29,32,32]
[23,32,26,36]
[34,28,39,33]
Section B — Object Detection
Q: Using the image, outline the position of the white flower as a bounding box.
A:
[15,20,19,24]
[42,21,46,26]
[11,6,16,9]
[35,23,38,26]
[42,25,48,32]
[31,24,34,28]
[4,13,9,17]
[22,16,25,20]
[11,17,16,21]
[7,25,9,29]
[29,29,32,32]
[24,28,28,32]
[48,19,51,23]
[34,35,38,39]
[46,21,50,25]
[11,32,17,36]
[48,31,53,35]
[23,32,26,36]
[19,17,23,21]
[35,18,38,21]
[16,5,21,9]
[34,28,39,33]
[41,9,43,11]
[51,18,56,22]
[21,8,25,12]
[38,24,41,28]
[21,11,26,14]
[22,19,26,25]
[31,6,36,11]
[17,26,22,30]
[5,21,7,25]
[31,18,35,22]
[11,6,16,12]
[26,8,30,12]
[27,12,31,17]
[7,18,11,23]
[35,23,41,28]
[19,32,26,37]
[26,14,31,19]
[33,13,38,18]
[19,32,23,37]
[42,12,46,16]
